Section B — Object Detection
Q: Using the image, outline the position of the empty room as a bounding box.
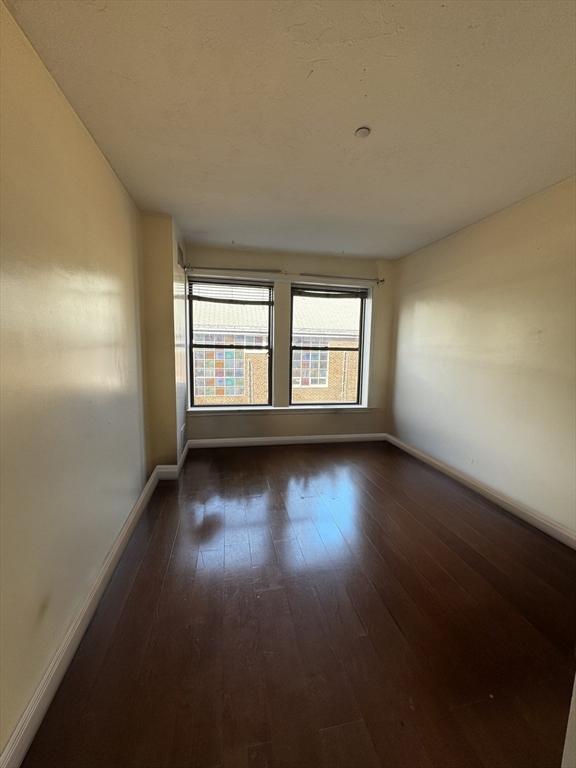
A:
[1,1,575,766]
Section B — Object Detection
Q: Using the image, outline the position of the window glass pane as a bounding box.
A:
[292,348,329,387]
[194,346,271,406]
[292,295,361,349]
[291,350,359,404]
[192,283,269,346]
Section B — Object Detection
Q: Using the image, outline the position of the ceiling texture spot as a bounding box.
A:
[8,0,576,258]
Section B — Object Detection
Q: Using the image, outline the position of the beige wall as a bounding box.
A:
[563,679,576,768]
[0,4,146,751]
[173,234,188,459]
[392,177,576,537]
[186,246,397,440]
[188,407,387,441]
[140,214,186,472]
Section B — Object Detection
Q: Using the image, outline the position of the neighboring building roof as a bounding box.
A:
[193,296,360,337]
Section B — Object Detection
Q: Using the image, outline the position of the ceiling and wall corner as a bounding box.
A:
[5,0,576,259]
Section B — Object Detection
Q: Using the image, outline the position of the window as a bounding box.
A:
[290,285,366,405]
[188,277,371,409]
[189,281,273,407]
[292,336,329,387]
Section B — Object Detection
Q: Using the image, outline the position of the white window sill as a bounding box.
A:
[187,405,372,416]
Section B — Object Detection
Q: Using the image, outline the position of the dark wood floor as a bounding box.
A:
[23,443,576,768]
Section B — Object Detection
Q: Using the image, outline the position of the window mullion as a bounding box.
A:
[271,280,291,407]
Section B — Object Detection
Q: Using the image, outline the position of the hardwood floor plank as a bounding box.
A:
[284,577,361,730]
[385,447,576,586]
[452,693,552,768]
[344,569,486,768]
[355,476,563,693]
[21,443,576,768]
[367,450,576,652]
[319,719,380,768]
[222,579,270,759]
[342,635,434,768]
[354,461,567,672]
[168,572,225,768]
[256,586,320,767]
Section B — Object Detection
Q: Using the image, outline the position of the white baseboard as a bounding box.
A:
[153,441,191,481]
[154,464,179,480]
[562,678,576,768]
[0,464,171,768]
[385,434,576,551]
[3,431,574,767]
[184,433,388,449]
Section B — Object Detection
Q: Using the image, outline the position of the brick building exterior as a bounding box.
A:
[193,341,358,407]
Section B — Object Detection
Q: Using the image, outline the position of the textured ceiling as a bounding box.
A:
[7,0,576,258]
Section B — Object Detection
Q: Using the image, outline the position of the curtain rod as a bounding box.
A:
[185,266,384,287]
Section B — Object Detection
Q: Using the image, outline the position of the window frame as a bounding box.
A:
[289,284,367,406]
[188,278,274,408]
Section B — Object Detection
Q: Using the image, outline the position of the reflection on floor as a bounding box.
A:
[23,443,576,768]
